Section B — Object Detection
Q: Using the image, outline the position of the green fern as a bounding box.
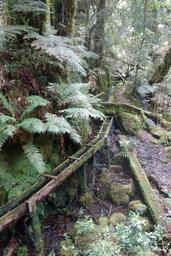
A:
[0,124,17,149]
[18,118,46,134]
[0,93,15,116]
[45,113,81,143]
[0,114,16,124]
[29,33,88,76]
[61,107,105,121]
[11,0,47,14]
[22,143,46,174]
[21,95,50,118]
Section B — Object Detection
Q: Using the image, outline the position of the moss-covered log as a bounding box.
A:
[119,135,164,224]
[101,102,171,128]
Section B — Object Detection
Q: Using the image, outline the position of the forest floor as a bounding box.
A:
[39,84,171,255]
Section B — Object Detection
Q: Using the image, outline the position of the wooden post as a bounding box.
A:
[104,138,111,169]
[28,203,44,255]
[83,164,88,193]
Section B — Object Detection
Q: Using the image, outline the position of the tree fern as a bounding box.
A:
[29,33,88,76]
[22,143,46,174]
[45,113,81,143]
[22,95,50,118]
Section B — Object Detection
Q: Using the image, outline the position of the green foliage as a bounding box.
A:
[48,82,104,140]
[60,214,163,256]
[11,0,47,14]
[29,32,88,76]
[22,143,46,174]
[21,95,50,118]
[115,212,163,256]
[45,113,81,143]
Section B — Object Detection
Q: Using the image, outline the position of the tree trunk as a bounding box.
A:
[149,46,171,84]
[93,0,106,66]
[53,0,76,36]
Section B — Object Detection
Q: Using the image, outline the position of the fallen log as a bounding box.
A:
[101,102,171,128]
[119,135,165,224]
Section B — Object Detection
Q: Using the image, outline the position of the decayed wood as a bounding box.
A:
[29,205,44,255]
[0,117,113,233]
[0,118,109,218]
[119,135,165,224]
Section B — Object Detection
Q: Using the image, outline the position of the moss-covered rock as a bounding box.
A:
[60,239,77,256]
[79,192,94,206]
[129,200,148,215]
[110,182,135,206]
[137,216,153,232]
[109,213,127,226]
[150,126,166,138]
[117,111,142,135]
[98,216,109,227]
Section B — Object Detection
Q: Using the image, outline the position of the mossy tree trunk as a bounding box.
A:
[53,0,76,36]
[149,46,171,85]
[93,0,106,66]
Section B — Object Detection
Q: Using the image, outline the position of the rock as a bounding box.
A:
[146,119,156,128]
[138,216,153,232]
[110,182,134,206]
[137,84,158,98]
[117,111,142,135]
[109,213,127,226]
[128,200,148,215]
[98,216,109,227]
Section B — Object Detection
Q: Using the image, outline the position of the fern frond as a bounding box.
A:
[22,143,46,174]
[18,118,46,134]
[61,107,105,121]
[0,124,17,149]
[48,82,90,100]
[22,95,50,118]
[0,114,16,124]
[0,93,14,116]
[11,0,47,13]
[45,113,81,143]
[29,34,87,75]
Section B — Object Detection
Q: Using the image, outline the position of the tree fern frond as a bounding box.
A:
[22,95,50,118]
[0,124,17,149]
[45,113,81,143]
[18,118,46,134]
[61,107,105,121]
[11,0,47,13]
[29,34,87,75]
[48,82,90,102]
[0,93,15,116]
[0,114,16,124]
[22,143,46,174]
